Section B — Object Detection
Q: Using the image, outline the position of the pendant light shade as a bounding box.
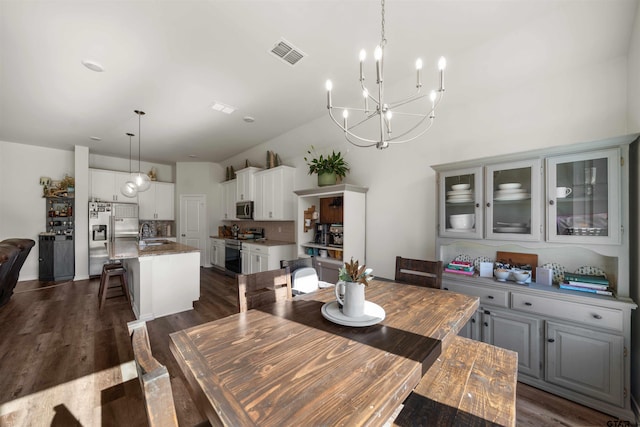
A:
[121,132,139,198]
[131,110,151,192]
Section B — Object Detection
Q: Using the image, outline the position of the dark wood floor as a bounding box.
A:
[0,267,620,426]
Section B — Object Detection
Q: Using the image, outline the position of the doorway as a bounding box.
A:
[179,194,207,266]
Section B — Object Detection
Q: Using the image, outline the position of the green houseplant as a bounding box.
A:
[304,146,350,186]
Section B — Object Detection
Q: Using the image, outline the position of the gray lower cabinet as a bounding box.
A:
[481,307,542,378]
[314,258,340,283]
[546,321,624,406]
[443,277,634,420]
[39,238,74,281]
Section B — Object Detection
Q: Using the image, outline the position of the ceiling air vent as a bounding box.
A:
[270,39,306,66]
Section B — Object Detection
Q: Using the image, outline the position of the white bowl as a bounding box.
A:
[449,213,475,230]
[498,183,522,190]
[494,269,510,281]
[451,184,470,191]
[512,270,531,283]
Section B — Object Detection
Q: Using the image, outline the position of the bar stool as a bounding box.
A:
[99,263,130,309]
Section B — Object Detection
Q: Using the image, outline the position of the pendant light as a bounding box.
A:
[120,132,138,198]
[131,109,151,192]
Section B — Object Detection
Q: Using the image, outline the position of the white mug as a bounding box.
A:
[335,281,365,317]
[556,187,572,198]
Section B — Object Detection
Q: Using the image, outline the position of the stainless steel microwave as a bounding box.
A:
[236,201,254,219]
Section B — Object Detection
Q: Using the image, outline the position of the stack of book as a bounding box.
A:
[560,272,612,296]
[444,260,474,276]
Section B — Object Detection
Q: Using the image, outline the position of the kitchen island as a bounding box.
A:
[109,239,200,320]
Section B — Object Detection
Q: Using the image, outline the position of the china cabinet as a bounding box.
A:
[39,196,75,281]
[433,134,638,421]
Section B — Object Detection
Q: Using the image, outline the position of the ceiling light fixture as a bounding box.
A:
[131,110,151,192]
[243,116,255,123]
[81,60,104,72]
[211,102,236,114]
[89,136,102,142]
[120,132,138,198]
[325,0,447,149]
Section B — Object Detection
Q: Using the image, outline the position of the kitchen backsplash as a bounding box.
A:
[140,220,176,238]
[222,220,294,242]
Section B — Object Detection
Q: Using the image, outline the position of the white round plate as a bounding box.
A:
[447,198,473,203]
[494,226,528,233]
[447,190,472,196]
[499,183,522,190]
[494,188,526,194]
[321,301,385,327]
[451,184,470,190]
[446,228,474,232]
[494,193,530,201]
[473,256,494,271]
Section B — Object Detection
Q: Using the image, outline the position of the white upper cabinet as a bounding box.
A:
[485,159,542,241]
[254,166,295,221]
[439,167,483,239]
[235,167,262,202]
[138,182,175,220]
[90,169,137,202]
[221,179,237,220]
[546,148,621,245]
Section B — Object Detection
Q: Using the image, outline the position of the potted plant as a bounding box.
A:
[304,146,350,186]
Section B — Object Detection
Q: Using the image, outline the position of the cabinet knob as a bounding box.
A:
[524,302,532,306]
[548,338,555,343]
[470,318,476,323]
[443,287,449,291]
[549,200,555,206]
[487,295,494,299]
[486,202,491,208]
[483,322,489,327]
[475,203,480,208]
[592,314,602,320]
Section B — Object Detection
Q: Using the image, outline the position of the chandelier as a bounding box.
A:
[131,110,151,192]
[325,0,446,149]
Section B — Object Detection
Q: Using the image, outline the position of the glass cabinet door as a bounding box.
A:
[485,159,541,241]
[439,167,483,239]
[546,148,620,244]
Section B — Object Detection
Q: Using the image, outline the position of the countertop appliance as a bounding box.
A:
[236,201,254,220]
[315,223,330,245]
[88,202,138,276]
[329,224,344,247]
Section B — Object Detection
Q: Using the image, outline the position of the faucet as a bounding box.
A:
[139,223,149,241]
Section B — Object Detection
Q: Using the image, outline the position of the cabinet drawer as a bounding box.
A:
[443,282,508,308]
[251,245,266,254]
[511,293,623,332]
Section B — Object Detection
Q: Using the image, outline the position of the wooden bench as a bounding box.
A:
[391,336,518,427]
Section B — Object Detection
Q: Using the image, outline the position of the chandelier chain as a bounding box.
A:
[380,0,386,47]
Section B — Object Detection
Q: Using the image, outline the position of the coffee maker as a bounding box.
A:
[315,224,330,245]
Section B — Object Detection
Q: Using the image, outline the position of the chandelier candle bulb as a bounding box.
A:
[416,58,423,88]
[359,49,366,81]
[438,56,447,91]
[342,110,348,128]
[363,89,369,113]
[375,45,383,83]
[430,91,437,117]
[325,80,332,108]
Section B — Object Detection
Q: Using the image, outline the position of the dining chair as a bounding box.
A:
[237,267,292,312]
[395,256,443,289]
[127,320,179,427]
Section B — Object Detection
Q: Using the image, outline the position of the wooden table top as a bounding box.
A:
[169,280,479,427]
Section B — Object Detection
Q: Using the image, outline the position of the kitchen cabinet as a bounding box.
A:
[546,148,621,245]
[241,243,295,275]
[236,167,262,202]
[90,169,136,202]
[295,184,367,265]
[210,238,225,270]
[546,321,624,406]
[440,273,635,420]
[437,159,541,241]
[222,180,237,220]
[138,182,175,220]
[39,236,74,281]
[254,166,295,220]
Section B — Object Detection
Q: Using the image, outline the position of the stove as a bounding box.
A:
[225,228,264,275]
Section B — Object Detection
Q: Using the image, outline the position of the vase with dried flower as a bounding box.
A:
[335,258,373,317]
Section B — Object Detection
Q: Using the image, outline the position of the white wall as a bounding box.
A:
[0,141,74,280]
[224,55,630,281]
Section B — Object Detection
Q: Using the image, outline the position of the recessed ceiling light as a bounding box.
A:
[188,154,198,158]
[211,102,236,114]
[243,116,255,123]
[82,60,104,72]
[89,136,102,141]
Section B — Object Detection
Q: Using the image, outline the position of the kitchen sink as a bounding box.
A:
[139,239,172,246]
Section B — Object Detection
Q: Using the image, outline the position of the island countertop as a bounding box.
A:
[109,239,200,260]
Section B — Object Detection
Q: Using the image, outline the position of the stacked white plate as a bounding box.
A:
[494,183,530,201]
[447,189,473,203]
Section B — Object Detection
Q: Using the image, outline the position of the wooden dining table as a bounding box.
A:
[169,279,479,427]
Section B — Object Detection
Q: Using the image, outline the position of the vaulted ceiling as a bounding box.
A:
[0,0,637,164]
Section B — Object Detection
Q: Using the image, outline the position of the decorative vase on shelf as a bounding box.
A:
[318,172,337,187]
